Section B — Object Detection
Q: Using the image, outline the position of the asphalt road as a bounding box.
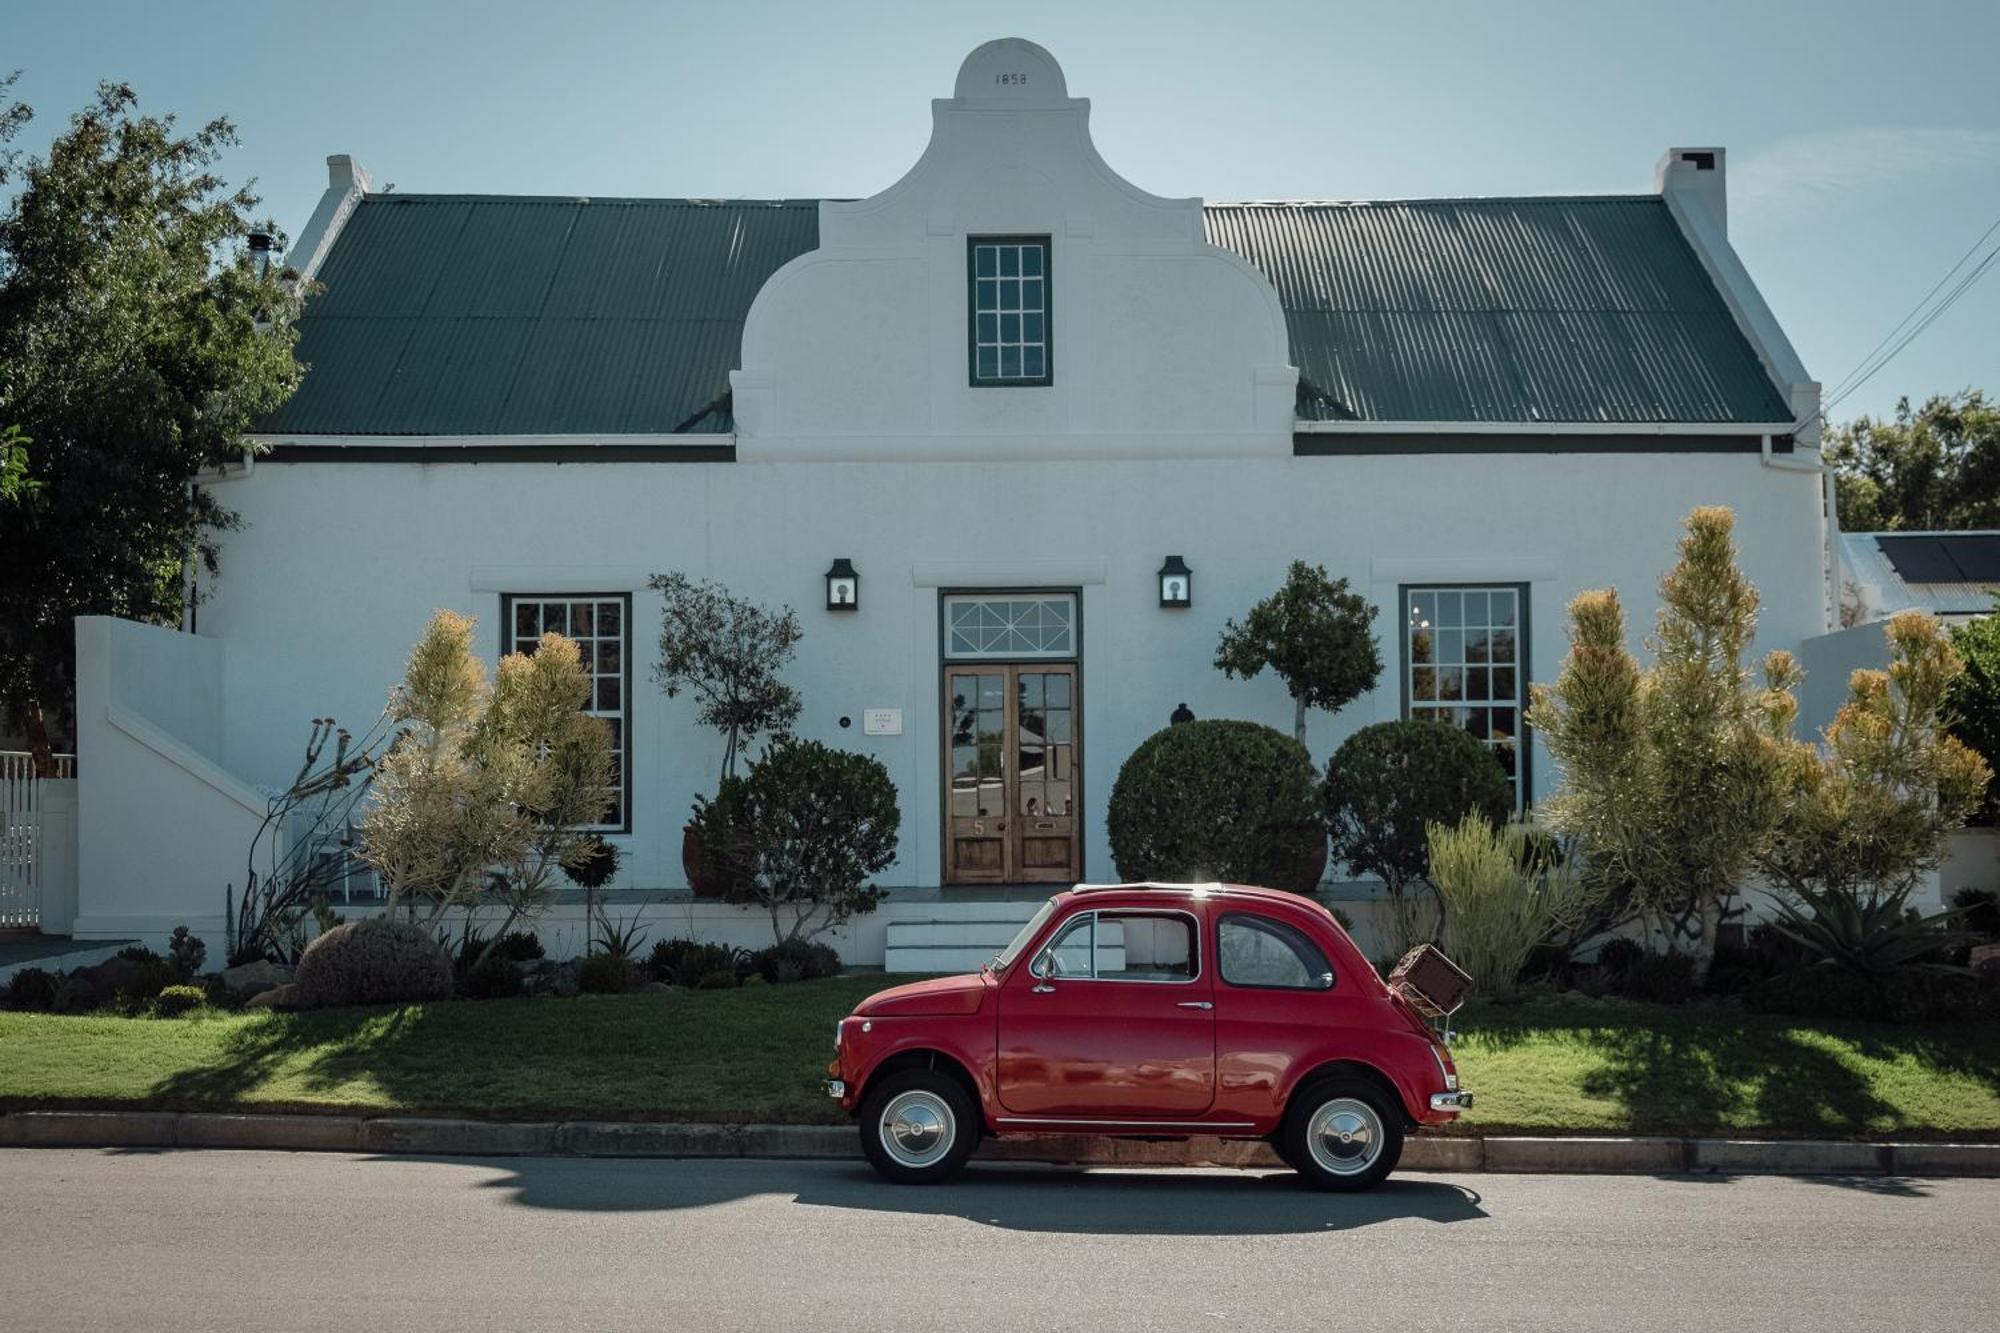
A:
[4,1149,1995,1332]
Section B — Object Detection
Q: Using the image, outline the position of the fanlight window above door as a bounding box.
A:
[943,594,1076,660]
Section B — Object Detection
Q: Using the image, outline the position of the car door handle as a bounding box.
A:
[1176,1001,1213,1010]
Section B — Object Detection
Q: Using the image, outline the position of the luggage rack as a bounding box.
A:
[1387,944,1472,1041]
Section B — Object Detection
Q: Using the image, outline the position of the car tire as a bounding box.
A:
[1279,1076,1404,1192]
[859,1068,980,1185]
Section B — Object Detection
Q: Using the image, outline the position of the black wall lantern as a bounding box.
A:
[1157,555,1192,608]
[825,558,859,611]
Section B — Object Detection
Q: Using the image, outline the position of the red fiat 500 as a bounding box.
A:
[828,882,1471,1191]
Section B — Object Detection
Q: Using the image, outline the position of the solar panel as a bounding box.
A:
[1941,535,2000,581]
[1876,536,1963,584]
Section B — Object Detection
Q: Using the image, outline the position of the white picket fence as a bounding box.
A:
[1,752,76,928]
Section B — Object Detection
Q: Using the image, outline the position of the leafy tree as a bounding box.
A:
[0,80,304,744]
[648,572,802,782]
[1758,611,1990,963]
[0,425,35,504]
[1946,593,2000,825]
[1215,561,1381,746]
[361,612,612,933]
[1825,391,2000,531]
[689,738,898,944]
[1528,507,1797,979]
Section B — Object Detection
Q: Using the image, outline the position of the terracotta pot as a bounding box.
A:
[682,820,726,899]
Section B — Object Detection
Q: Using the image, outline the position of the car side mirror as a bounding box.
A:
[1029,953,1054,980]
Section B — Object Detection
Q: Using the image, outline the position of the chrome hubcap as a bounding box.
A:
[1305,1097,1383,1176]
[879,1090,955,1169]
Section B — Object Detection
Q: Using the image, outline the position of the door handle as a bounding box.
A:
[1177,1001,1213,1010]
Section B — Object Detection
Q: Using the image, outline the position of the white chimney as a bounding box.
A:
[1656,147,1726,235]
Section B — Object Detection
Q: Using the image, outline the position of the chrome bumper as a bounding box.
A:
[1430,1090,1474,1112]
[824,1078,847,1099]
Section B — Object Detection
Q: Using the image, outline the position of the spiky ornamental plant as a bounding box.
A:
[1757,611,1990,970]
[1528,507,1797,979]
[473,633,615,959]
[360,613,611,935]
[1215,560,1382,747]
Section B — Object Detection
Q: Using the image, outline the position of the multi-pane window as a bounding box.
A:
[1404,585,1528,805]
[502,594,629,831]
[969,237,1051,385]
[943,594,1076,659]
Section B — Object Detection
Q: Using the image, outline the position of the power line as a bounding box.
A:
[1824,242,2000,417]
[1821,212,2000,405]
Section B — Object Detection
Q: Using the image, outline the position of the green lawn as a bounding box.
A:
[1,981,1995,1138]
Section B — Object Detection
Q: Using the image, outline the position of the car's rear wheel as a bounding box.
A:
[1280,1076,1404,1192]
[859,1069,979,1184]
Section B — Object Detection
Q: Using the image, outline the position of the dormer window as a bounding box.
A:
[969,236,1051,386]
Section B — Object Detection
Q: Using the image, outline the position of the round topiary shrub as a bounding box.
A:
[750,939,842,984]
[4,966,60,1012]
[150,984,207,1019]
[1323,719,1513,896]
[291,918,455,1009]
[1107,720,1326,892]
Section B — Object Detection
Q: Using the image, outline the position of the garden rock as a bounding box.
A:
[641,981,672,994]
[219,959,293,1000]
[245,983,301,1010]
[1972,943,2000,987]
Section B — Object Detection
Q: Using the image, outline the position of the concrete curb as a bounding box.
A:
[2,1111,1996,1177]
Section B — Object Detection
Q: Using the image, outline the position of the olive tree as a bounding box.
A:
[648,572,801,782]
[1215,561,1381,746]
[1527,507,1797,979]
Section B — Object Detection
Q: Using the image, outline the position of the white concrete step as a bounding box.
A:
[884,919,1038,949]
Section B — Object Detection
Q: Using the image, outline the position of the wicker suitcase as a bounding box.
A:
[1387,944,1472,1018]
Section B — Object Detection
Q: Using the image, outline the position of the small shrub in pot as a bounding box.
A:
[1107,720,1325,893]
[291,918,455,1008]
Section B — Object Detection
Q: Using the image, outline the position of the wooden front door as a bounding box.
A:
[944,663,1080,884]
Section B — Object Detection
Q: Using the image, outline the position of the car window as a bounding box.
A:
[1035,911,1196,982]
[1218,912,1333,990]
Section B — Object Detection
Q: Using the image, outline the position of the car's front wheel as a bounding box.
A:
[1280,1076,1404,1192]
[859,1069,979,1184]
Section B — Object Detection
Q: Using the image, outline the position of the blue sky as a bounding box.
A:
[7,0,1996,425]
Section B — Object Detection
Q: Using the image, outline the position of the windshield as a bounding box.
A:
[990,899,1060,972]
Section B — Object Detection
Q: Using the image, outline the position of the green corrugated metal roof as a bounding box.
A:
[263,196,821,435]
[262,192,1791,436]
[1205,197,1791,423]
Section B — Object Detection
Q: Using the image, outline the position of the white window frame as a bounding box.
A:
[1401,583,1529,806]
[942,593,1078,661]
[501,592,631,833]
[969,235,1051,386]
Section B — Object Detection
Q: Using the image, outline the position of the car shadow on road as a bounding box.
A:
[414,1155,1489,1234]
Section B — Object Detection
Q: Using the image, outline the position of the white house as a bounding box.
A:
[62,39,1839,967]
